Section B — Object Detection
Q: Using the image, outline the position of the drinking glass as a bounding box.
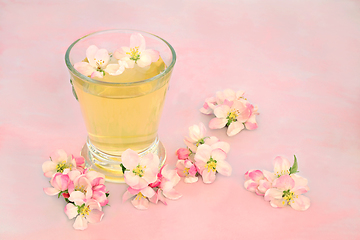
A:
[65,29,176,182]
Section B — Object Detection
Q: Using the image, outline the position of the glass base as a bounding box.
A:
[81,138,166,183]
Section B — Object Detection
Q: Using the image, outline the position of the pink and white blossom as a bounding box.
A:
[64,199,104,230]
[42,149,84,178]
[68,174,93,206]
[113,33,159,68]
[176,159,199,183]
[184,122,207,152]
[209,99,253,136]
[194,144,232,184]
[74,45,126,79]
[264,174,310,211]
[121,149,159,190]
[157,165,182,201]
[43,172,71,196]
[122,186,156,210]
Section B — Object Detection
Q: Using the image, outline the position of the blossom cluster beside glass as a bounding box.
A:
[42,150,109,230]
[120,149,182,210]
[244,156,310,211]
[74,33,159,78]
[200,89,259,136]
[175,123,232,184]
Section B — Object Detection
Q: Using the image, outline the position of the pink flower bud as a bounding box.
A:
[176,148,190,160]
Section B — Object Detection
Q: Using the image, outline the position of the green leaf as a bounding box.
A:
[105,192,110,198]
[120,163,127,174]
[289,155,299,174]
[57,191,62,198]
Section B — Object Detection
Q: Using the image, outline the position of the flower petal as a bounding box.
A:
[124,171,140,188]
[131,196,149,210]
[194,144,212,163]
[211,149,227,162]
[184,176,198,183]
[210,141,230,153]
[273,156,291,173]
[143,49,159,62]
[141,186,156,198]
[64,203,78,219]
[42,161,57,178]
[245,115,258,130]
[87,209,104,223]
[137,54,152,68]
[163,188,182,200]
[216,160,232,176]
[121,149,140,170]
[249,170,264,182]
[227,121,244,136]
[290,195,310,211]
[270,199,287,208]
[43,187,60,196]
[213,105,230,119]
[105,64,125,76]
[74,62,95,77]
[264,188,283,201]
[201,169,216,184]
[73,215,88,230]
[86,45,99,67]
[130,33,146,51]
[273,175,295,191]
[209,118,227,129]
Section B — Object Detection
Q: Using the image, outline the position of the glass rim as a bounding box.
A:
[65,29,176,86]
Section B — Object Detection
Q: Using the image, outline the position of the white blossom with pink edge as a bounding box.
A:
[264,174,310,211]
[43,172,71,196]
[200,89,246,115]
[209,99,254,136]
[244,155,310,211]
[113,33,160,68]
[122,186,157,210]
[64,199,104,230]
[194,144,232,184]
[42,149,85,178]
[74,45,127,79]
[176,159,199,183]
[121,149,159,190]
[184,122,207,153]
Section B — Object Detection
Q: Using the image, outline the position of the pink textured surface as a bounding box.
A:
[1,0,360,239]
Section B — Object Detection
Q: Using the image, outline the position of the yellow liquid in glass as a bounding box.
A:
[72,57,169,155]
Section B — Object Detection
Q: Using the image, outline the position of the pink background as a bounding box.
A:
[1,0,360,239]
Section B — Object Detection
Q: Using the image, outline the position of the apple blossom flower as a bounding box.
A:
[157,165,182,201]
[121,149,159,190]
[176,148,191,160]
[209,99,253,136]
[184,122,207,152]
[203,136,230,153]
[200,96,218,115]
[122,186,156,210]
[64,199,104,230]
[264,174,310,211]
[42,149,84,178]
[194,144,232,184]
[176,159,198,183]
[74,45,127,79]
[43,172,71,196]
[68,174,93,206]
[85,171,109,206]
[113,33,160,68]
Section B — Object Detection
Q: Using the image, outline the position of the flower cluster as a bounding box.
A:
[175,123,232,184]
[42,149,109,230]
[200,89,259,136]
[120,149,182,210]
[74,33,159,79]
[244,155,310,211]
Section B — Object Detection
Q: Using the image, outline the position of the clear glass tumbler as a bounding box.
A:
[65,29,176,182]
